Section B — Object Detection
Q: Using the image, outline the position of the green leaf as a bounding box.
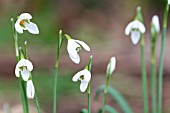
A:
[103,105,118,113]
[95,85,133,113]
[80,108,88,113]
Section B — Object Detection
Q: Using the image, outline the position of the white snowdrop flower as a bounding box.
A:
[72,69,91,92]
[15,59,33,81]
[15,13,39,34]
[125,20,146,45]
[168,0,170,5]
[26,80,35,99]
[66,34,90,64]
[151,15,160,33]
[106,57,116,75]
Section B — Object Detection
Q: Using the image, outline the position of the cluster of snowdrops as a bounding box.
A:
[10,0,170,113]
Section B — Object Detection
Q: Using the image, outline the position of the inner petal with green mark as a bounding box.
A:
[80,75,84,81]
[76,46,81,52]
[20,66,27,71]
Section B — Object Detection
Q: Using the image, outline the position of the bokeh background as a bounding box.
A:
[0,0,170,113]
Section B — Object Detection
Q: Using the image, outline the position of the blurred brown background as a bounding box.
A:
[0,0,170,113]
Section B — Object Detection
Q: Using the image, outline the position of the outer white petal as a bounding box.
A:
[21,68,30,81]
[125,21,134,35]
[152,15,160,33]
[25,60,33,71]
[15,63,20,77]
[15,21,24,34]
[75,40,90,51]
[69,54,80,64]
[168,0,170,5]
[26,80,35,99]
[80,80,89,92]
[67,39,80,59]
[72,70,84,82]
[131,30,141,45]
[134,20,146,33]
[24,22,39,34]
[18,59,32,68]
[19,13,32,20]
[83,70,91,82]
[18,59,27,67]
[106,57,116,75]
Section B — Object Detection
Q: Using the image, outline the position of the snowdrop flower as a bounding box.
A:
[151,15,160,33]
[168,0,170,5]
[125,20,146,45]
[66,34,90,64]
[26,80,35,99]
[72,69,91,92]
[106,57,116,75]
[15,13,39,34]
[15,59,33,81]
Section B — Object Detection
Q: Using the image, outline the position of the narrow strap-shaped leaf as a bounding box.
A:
[104,105,118,113]
[95,85,133,113]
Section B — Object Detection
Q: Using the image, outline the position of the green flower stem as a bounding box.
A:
[151,47,157,113]
[11,18,19,61]
[53,67,58,113]
[11,18,29,113]
[101,64,111,113]
[34,92,41,113]
[88,84,91,113]
[23,46,41,113]
[53,30,63,113]
[158,3,169,113]
[87,56,93,113]
[140,34,149,113]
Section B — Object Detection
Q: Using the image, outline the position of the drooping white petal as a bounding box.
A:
[168,0,170,5]
[106,57,116,75]
[75,40,90,51]
[131,30,141,45]
[19,13,32,20]
[67,39,81,63]
[25,60,33,71]
[24,22,39,34]
[72,70,84,82]
[69,54,80,64]
[152,15,160,33]
[80,80,89,92]
[15,21,24,34]
[135,20,146,33]
[21,67,30,81]
[15,64,20,77]
[125,21,134,35]
[26,80,35,99]
[18,59,27,67]
[83,70,91,82]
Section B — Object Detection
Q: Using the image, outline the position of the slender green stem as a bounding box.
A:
[34,91,41,113]
[140,35,148,113]
[11,18,19,61]
[101,59,112,113]
[158,3,169,113]
[53,30,63,113]
[19,77,27,113]
[101,72,110,113]
[87,56,93,113]
[88,84,91,113]
[11,18,29,113]
[19,48,29,113]
[53,67,58,113]
[151,48,157,113]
